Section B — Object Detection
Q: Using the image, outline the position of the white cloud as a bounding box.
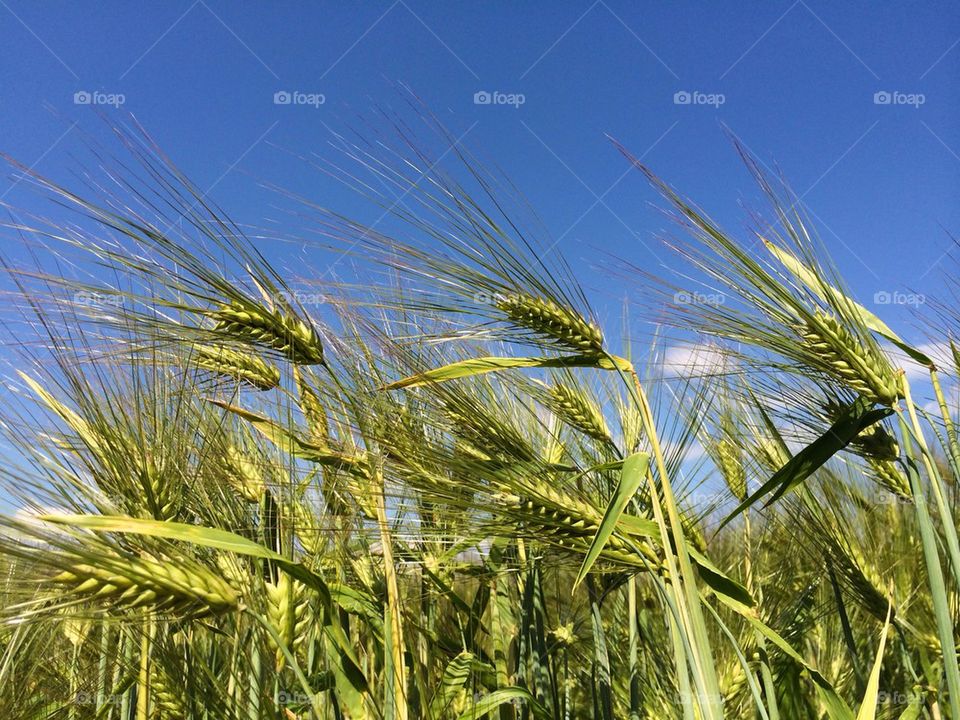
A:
[662,343,729,379]
[884,340,953,381]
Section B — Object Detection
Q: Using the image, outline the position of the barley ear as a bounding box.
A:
[226,446,266,503]
[293,366,329,442]
[211,301,324,365]
[716,439,747,502]
[496,294,604,354]
[191,343,281,390]
[265,573,308,670]
[799,312,900,405]
[51,551,240,618]
[547,383,612,444]
[870,459,912,500]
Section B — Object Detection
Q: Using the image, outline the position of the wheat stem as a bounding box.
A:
[136,618,152,720]
[372,465,408,720]
[626,366,723,718]
[930,368,960,487]
[900,377,960,591]
[897,410,960,720]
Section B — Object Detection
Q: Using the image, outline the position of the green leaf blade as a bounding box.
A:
[574,451,650,588]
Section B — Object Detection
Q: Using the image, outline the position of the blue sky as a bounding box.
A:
[0,1,957,350]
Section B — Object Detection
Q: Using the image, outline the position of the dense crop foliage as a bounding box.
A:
[0,121,958,719]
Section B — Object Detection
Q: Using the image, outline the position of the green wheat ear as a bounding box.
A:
[225,446,265,503]
[799,311,900,405]
[496,294,604,354]
[293,366,330,442]
[51,552,240,618]
[716,439,747,502]
[191,344,281,390]
[211,301,324,365]
[150,667,187,719]
[265,573,308,670]
[870,458,912,499]
[547,383,612,444]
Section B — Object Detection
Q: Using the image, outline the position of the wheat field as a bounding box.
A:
[0,120,957,719]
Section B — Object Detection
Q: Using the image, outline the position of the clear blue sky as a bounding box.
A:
[0,0,958,344]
